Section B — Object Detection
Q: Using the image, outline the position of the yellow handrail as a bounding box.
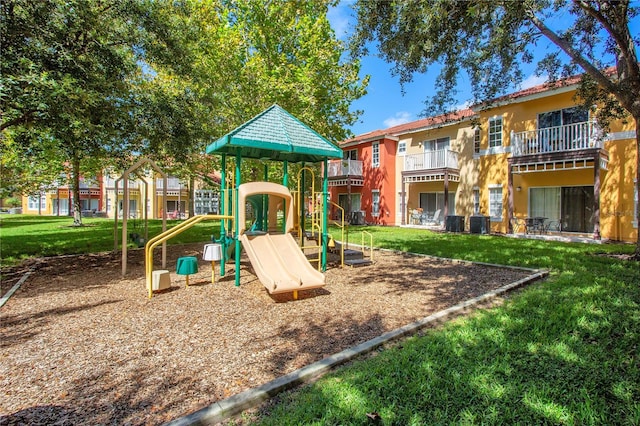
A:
[145,214,234,298]
[361,230,374,263]
[329,201,345,267]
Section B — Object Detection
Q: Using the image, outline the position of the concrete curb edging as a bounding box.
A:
[0,271,32,308]
[166,267,549,426]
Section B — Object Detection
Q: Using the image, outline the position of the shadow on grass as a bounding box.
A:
[250,242,640,425]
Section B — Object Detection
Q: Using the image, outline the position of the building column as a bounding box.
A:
[593,154,601,240]
[347,177,352,222]
[401,176,406,225]
[443,172,449,219]
[507,160,514,234]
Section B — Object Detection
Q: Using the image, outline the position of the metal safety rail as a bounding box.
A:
[144,214,234,299]
[328,201,346,267]
[361,230,374,263]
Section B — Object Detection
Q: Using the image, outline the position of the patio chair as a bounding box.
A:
[410,209,422,225]
[544,219,560,233]
[426,209,442,225]
[510,217,526,234]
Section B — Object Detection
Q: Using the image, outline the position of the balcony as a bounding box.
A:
[511,121,604,157]
[105,177,139,189]
[155,178,187,190]
[328,159,363,177]
[404,149,459,172]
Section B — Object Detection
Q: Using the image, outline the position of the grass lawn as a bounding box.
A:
[247,226,640,425]
[1,216,639,424]
[0,214,223,268]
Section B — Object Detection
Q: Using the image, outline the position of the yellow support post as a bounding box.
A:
[145,214,234,298]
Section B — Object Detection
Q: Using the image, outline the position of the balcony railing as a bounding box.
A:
[105,177,139,189]
[328,159,363,177]
[155,178,187,190]
[511,121,604,156]
[404,149,459,172]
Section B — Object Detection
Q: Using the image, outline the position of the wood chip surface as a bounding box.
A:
[1,243,531,425]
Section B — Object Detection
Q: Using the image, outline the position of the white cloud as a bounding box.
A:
[383,111,412,127]
[520,74,549,90]
[327,1,355,40]
[454,100,472,111]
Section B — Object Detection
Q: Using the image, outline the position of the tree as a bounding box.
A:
[141,0,368,196]
[1,0,196,224]
[351,0,640,257]
[2,0,368,224]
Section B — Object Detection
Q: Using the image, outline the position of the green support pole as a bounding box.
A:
[283,161,288,186]
[220,154,227,276]
[300,167,305,238]
[263,164,268,231]
[283,161,288,233]
[322,158,329,271]
[235,150,242,287]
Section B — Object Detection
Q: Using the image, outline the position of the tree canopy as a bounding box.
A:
[351,0,640,256]
[1,0,368,222]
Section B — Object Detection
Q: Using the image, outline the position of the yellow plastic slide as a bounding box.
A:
[239,232,325,294]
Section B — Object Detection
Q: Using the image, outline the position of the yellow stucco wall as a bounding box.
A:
[472,87,637,241]
[397,122,476,224]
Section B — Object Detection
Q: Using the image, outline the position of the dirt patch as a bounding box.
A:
[1,243,534,425]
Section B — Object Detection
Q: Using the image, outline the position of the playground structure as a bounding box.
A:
[115,157,168,276]
[144,104,372,299]
[238,181,325,298]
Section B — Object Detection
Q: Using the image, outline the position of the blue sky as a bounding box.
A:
[327,2,638,137]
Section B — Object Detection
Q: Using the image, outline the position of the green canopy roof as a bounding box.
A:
[205,104,342,162]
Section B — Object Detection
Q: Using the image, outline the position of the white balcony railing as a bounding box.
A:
[511,121,604,156]
[105,177,139,189]
[328,159,363,177]
[404,149,459,172]
[155,177,187,190]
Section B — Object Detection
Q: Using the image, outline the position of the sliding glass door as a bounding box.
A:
[529,187,560,221]
[529,186,594,233]
[561,186,594,233]
[419,192,455,220]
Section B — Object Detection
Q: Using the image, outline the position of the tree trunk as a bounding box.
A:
[188,175,195,219]
[634,116,640,258]
[72,153,83,226]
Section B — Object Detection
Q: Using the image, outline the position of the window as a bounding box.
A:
[338,193,361,213]
[372,190,380,217]
[530,186,595,233]
[529,187,560,223]
[398,141,406,155]
[343,149,357,160]
[474,127,481,154]
[538,106,588,129]
[488,116,503,147]
[423,137,450,151]
[419,192,455,218]
[28,194,45,210]
[537,107,591,151]
[372,142,379,167]
[473,188,480,214]
[489,186,503,220]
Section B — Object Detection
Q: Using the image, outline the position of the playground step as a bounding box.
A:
[304,231,321,241]
[344,258,373,267]
[343,249,364,260]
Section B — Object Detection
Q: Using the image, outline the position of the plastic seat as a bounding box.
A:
[511,217,526,234]
[176,256,198,286]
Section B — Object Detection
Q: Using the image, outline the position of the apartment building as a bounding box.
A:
[21,174,104,216]
[327,130,398,225]
[22,172,219,220]
[329,77,638,243]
